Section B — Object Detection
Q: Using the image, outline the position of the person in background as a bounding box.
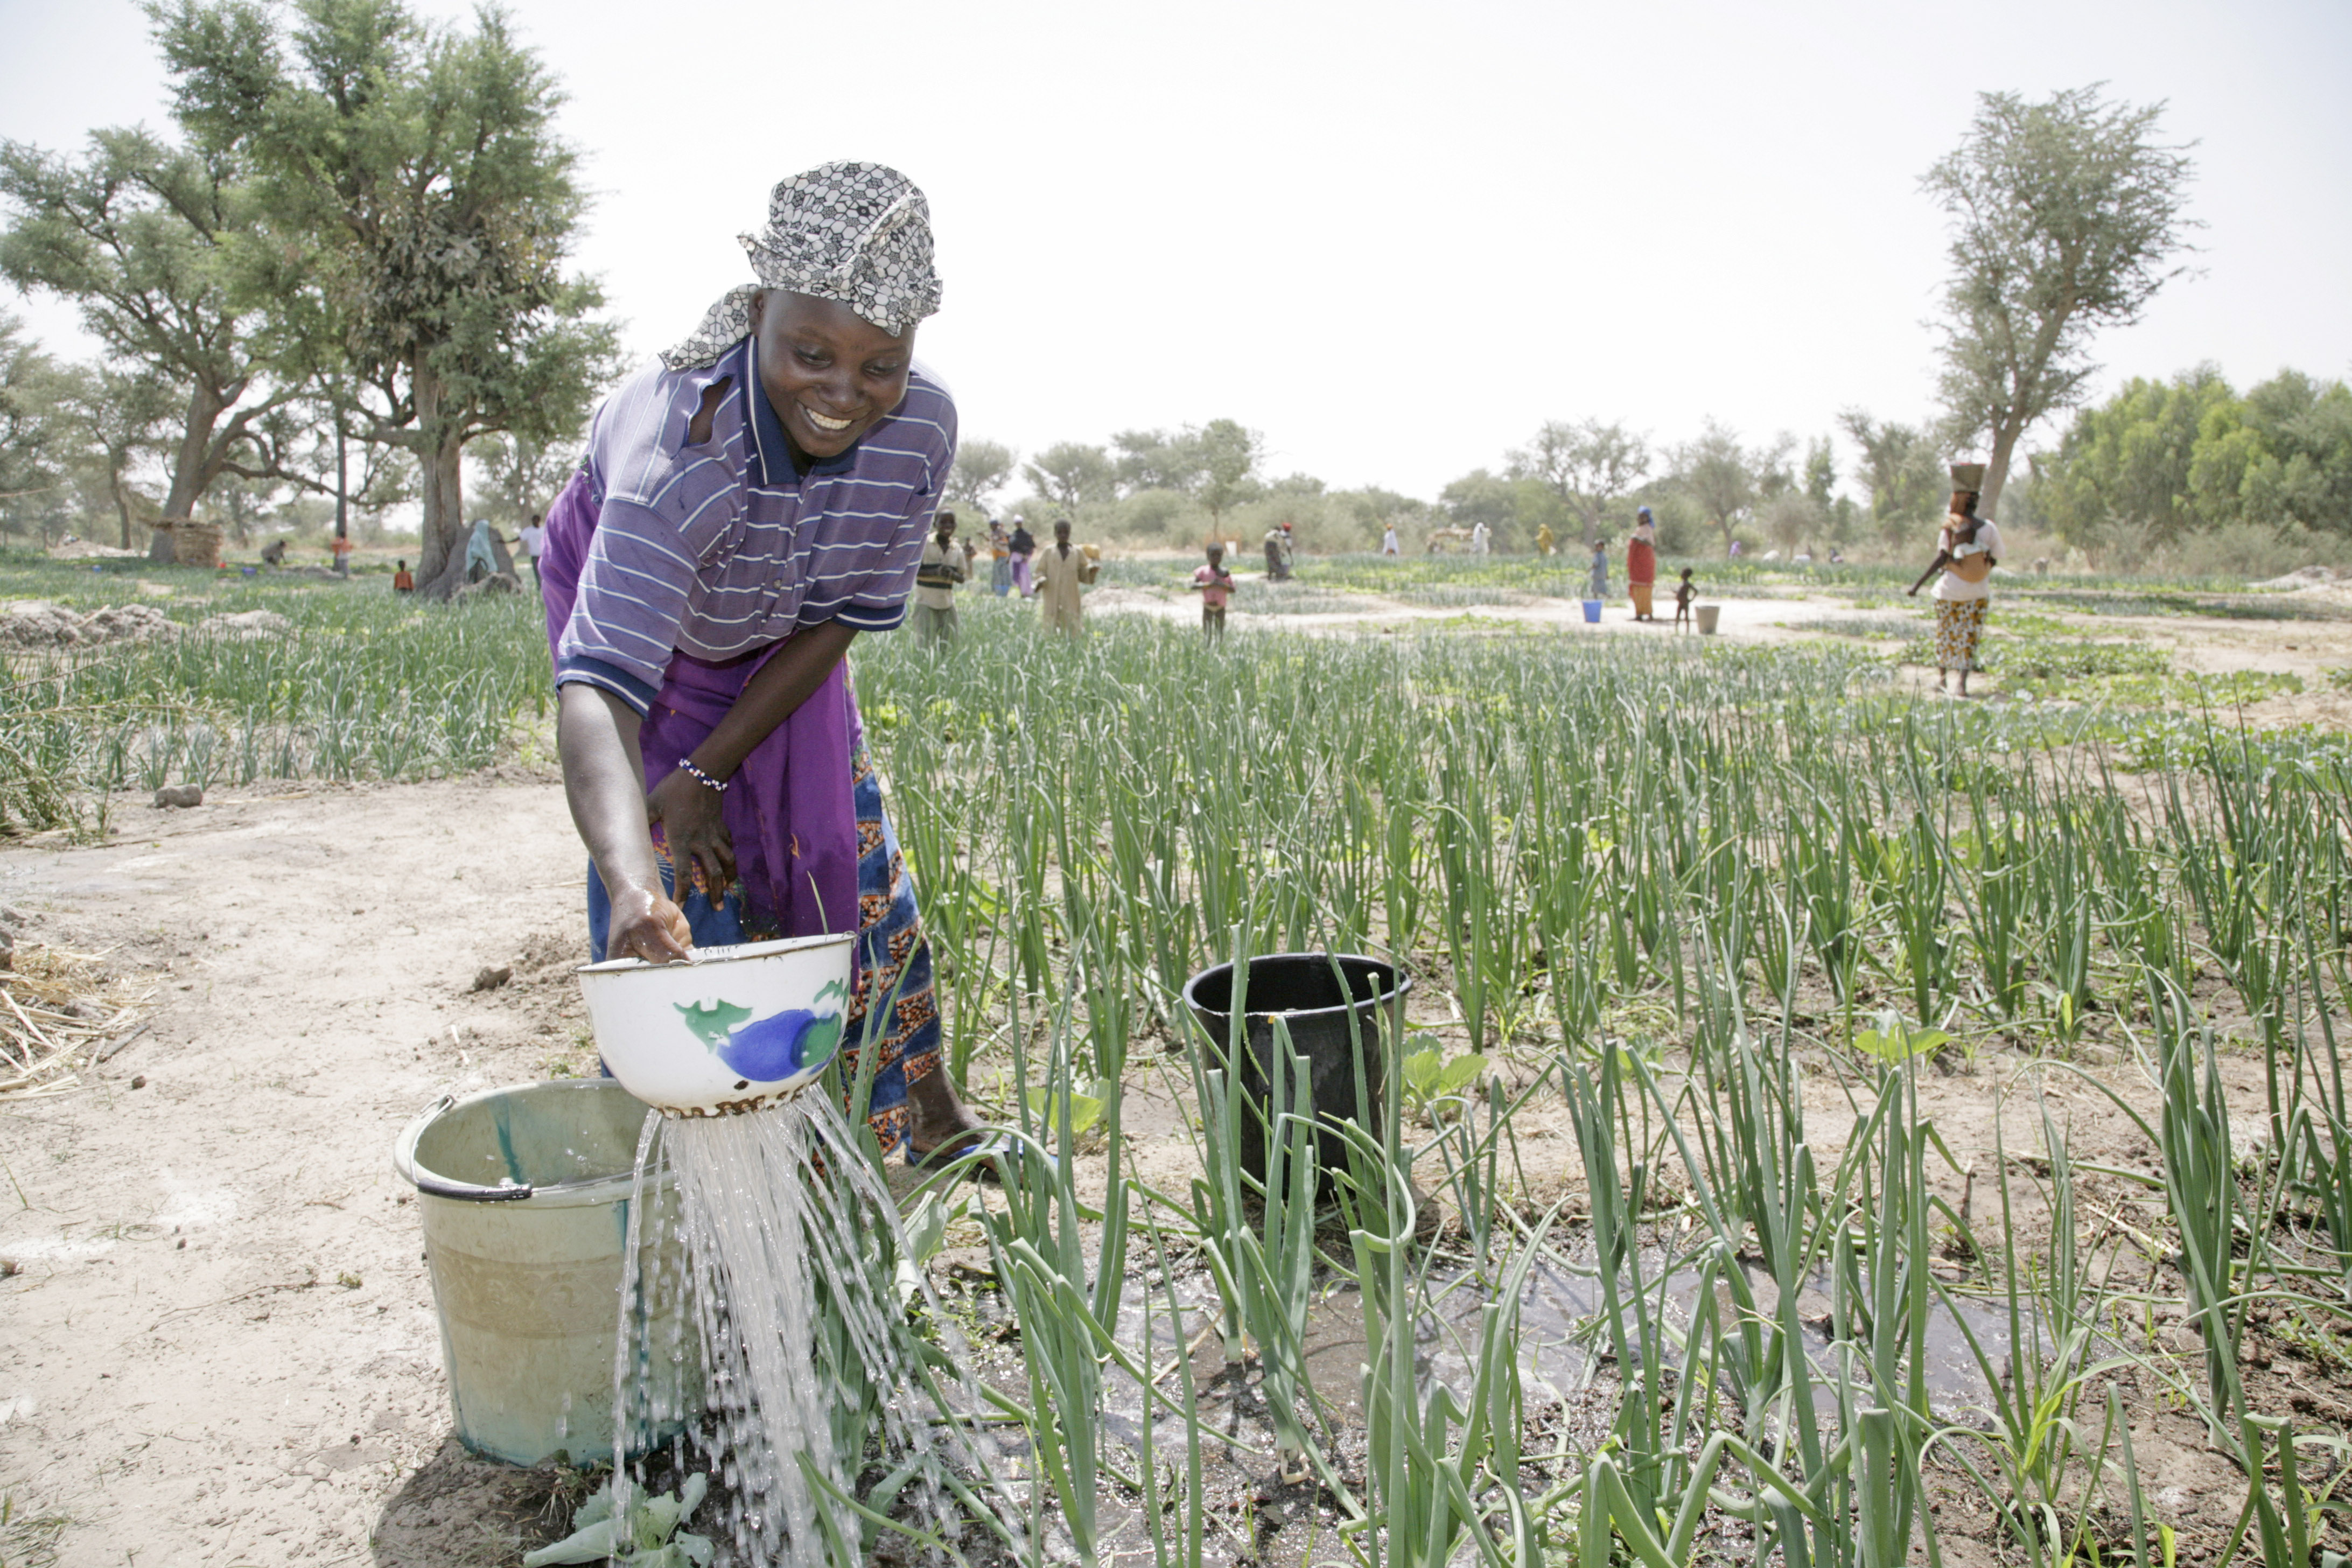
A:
[516,512,547,593]
[1910,461,2002,697]
[1728,538,1743,559]
[464,517,498,584]
[1470,519,1491,556]
[393,558,415,593]
[331,531,354,577]
[1035,517,1098,634]
[1536,522,1555,557]
[1009,514,1036,597]
[988,516,1013,596]
[1626,506,1658,621]
[1587,537,1609,604]
[1674,567,1697,631]
[260,538,288,568]
[1192,542,1234,640]
[911,508,974,643]
[1381,523,1400,556]
[1263,522,1287,580]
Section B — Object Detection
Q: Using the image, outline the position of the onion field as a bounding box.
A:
[839,597,2352,1567]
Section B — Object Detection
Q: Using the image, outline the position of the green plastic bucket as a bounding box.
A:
[391,1080,699,1466]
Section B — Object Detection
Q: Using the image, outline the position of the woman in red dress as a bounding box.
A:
[1626,506,1659,621]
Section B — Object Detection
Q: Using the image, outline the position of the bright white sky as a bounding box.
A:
[3,0,2348,502]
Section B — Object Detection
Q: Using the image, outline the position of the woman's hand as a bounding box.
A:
[607,879,693,964]
[649,767,736,900]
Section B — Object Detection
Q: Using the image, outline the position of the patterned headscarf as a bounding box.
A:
[661,162,943,371]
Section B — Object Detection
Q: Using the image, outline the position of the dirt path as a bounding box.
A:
[0,777,593,1567]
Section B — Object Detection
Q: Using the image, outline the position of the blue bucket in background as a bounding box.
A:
[1581,600,1602,624]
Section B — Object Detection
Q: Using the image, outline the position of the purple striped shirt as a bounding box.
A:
[554,335,956,715]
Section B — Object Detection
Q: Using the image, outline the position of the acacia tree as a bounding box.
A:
[1923,85,2199,517]
[1838,410,1947,551]
[945,437,1017,511]
[1109,428,1203,496]
[64,365,180,548]
[0,128,314,556]
[1022,442,1115,512]
[1509,418,1650,538]
[472,429,576,528]
[1192,418,1263,534]
[1669,419,1789,556]
[0,314,71,520]
[157,0,620,589]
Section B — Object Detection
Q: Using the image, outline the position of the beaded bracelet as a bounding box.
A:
[678,758,727,794]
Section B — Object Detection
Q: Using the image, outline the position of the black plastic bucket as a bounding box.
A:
[1182,953,1409,1196]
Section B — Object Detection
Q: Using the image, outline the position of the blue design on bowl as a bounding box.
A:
[673,980,848,1085]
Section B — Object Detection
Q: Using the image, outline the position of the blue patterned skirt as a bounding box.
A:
[587,746,942,1156]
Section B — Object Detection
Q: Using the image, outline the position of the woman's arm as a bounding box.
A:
[646,620,859,897]
[557,684,692,963]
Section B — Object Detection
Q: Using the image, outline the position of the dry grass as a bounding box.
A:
[0,943,151,1098]
[0,1492,71,1568]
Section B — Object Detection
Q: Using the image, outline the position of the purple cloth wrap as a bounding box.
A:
[540,469,862,943]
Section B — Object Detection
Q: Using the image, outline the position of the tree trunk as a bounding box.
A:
[149,379,233,561]
[412,370,467,584]
[1981,417,2022,520]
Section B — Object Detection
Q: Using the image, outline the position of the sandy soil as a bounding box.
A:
[1089,573,2352,727]
[0,776,598,1567]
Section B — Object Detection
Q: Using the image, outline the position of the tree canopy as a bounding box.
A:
[155,0,620,587]
[1838,411,1947,551]
[2036,365,2352,562]
[0,126,308,550]
[1508,419,1650,538]
[946,437,1017,510]
[1924,84,2199,516]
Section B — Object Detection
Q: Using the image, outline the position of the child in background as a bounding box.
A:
[1193,543,1234,639]
[1673,568,1696,631]
[331,532,354,578]
[393,559,415,593]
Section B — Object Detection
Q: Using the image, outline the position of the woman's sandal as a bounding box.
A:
[908,1130,1019,1181]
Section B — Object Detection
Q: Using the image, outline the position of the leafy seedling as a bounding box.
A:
[1852,1011,1948,1065]
[1401,1042,1489,1119]
[523,1475,712,1567]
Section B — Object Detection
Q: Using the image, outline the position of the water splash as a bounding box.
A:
[612,1094,1018,1567]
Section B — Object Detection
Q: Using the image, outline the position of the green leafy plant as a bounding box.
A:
[1851,1010,1948,1065]
[523,1475,711,1567]
[1400,1039,1489,1118]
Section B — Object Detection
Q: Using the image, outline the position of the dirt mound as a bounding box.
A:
[453,571,522,601]
[86,604,178,641]
[2252,565,2345,590]
[195,609,292,639]
[0,600,179,647]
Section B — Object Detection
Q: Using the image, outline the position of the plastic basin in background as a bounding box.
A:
[1183,954,1410,1198]
[1696,604,1721,635]
[393,1079,699,1466]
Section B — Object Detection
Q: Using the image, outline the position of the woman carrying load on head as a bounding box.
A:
[1909,461,2003,697]
[539,163,984,1164]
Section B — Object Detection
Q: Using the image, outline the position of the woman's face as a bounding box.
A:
[746,291,914,461]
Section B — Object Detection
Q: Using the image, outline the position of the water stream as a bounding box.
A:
[611,1096,1020,1567]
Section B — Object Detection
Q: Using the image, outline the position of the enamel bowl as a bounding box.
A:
[576,934,857,1117]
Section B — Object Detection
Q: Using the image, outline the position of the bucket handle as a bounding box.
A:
[391,1094,535,1202]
